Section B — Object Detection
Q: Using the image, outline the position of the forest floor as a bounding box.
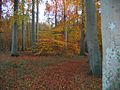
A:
[0,52,102,90]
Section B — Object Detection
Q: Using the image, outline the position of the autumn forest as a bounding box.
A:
[0,0,120,90]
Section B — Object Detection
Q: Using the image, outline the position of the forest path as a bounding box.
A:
[0,52,101,90]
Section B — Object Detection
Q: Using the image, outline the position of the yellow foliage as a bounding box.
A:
[35,37,79,56]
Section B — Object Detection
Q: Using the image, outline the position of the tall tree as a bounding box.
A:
[32,0,35,52]
[85,0,102,76]
[62,0,67,48]
[80,0,85,55]
[62,0,66,22]
[0,0,2,22]
[36,0,39,42]
[101,0,120,89]
[21,0,25,51]
[0,0,2,33]
[0,0,4,52]
[54,0,57,26]
[11,0,19,56]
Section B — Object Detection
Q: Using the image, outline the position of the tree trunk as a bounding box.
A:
[0,0,3,52]
[62,0,67,49]
[36,0,39,42]
[0,33,4,52]
[101,0,120,89]
[85,0,102,77]
[11,0,19,56]
[21,20,24,51]
[80,0,85,55]
[0,0,2,28]
[32,0,35,52]
[55,0,57,26]
[21,0,25,51]
[26,22,29,49]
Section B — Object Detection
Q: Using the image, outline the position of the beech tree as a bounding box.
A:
[62,0,68,48]
[80,0,85,55]
[11,0,19,56]
[36,0,39,42]
[101,0,120,89]
[21,0,25,51]
[0,0,2,35]
[0,0,3,52]
[32,0,35,52]
[85,0,102,76]
[0,0,2,24]
[54,0,58,26]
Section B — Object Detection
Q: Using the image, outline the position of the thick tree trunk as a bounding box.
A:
[85,0,102,76]
[11,0,19,56]
[101,0,120,89]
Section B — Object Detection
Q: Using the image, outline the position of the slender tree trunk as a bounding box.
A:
[0,0,2,28]
[21,20,24,51]
[21,0,25,51]
[36,0,39,42]
[101,0,120,89]
[55,0,57,26]
[0,0,3,52]
[11,0,19,56]
[0,33,4,52]
[80,0,85,55]
[62,0,66,22]
[85,0,102,77]
[26,22,29,49]
[32,0,35,52]
[62,0,67,49]
[26,20,31,49]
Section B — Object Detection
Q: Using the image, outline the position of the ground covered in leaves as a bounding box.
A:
[0,52,102,90]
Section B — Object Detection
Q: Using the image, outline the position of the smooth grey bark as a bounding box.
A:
[101,0,120,90]
[85,0,102,76]
[80,0,85,55]
[32,0,35,52]
[11,0,19,56]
